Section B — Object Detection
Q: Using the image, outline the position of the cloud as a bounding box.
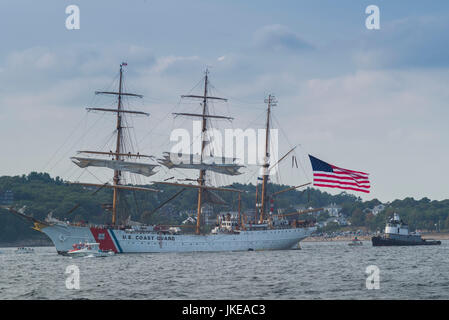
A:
[3,44,156,82]
[353,16,449,70]
[149,55,200,74]
[252,24,313,53]
[7,47,57,70]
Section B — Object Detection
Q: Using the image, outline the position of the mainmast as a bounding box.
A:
[155,70,246,234]
[195,70,209,235]
[259,94,277,224]
[164,69,232,235]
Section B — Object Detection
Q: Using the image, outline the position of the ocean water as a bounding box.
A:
[1,240,448,300]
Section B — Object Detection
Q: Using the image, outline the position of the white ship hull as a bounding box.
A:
[40,223,315,254]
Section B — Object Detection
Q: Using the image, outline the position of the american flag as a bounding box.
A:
[309,155,370,193]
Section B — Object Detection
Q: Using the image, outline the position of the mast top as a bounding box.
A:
[264,94,277,107]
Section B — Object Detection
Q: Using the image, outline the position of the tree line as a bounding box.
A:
[0,172,448,242]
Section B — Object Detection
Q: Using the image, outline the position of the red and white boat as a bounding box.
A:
[68,242,114,257]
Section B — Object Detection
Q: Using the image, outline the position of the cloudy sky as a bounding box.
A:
[1,0,448,202]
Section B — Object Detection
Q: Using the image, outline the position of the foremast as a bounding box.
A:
[73,63,158,226]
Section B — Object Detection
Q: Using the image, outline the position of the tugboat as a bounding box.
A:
[372,213,441,246]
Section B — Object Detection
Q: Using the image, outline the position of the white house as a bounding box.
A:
[324,203,342,217]
[372,204,386,216]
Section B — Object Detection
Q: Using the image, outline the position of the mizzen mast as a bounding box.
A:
[259,94,277,224]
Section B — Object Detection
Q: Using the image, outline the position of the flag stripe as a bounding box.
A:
[313,173,369,183]
[331,169,368,179]
[313,176,370,186]
[313,183,370,193]
[331,165,368,175]
[313,174,370,185]
[313,178,370,188]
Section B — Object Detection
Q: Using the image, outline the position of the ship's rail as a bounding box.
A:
[58,218,315,233]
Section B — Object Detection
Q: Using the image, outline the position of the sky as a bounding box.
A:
[1,0,448,202]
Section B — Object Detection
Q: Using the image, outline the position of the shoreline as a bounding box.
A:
[304,232,449,242]
[0,239,53,248]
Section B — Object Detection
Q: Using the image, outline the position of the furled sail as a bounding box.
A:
[71,157,158,177]
[157,152,244,176]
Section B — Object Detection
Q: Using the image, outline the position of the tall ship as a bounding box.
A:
[9,64,317,254]
[371,213,441,246]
